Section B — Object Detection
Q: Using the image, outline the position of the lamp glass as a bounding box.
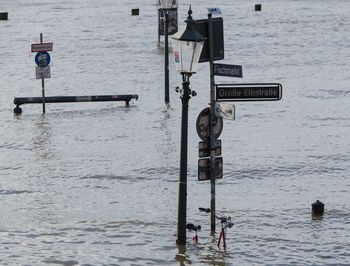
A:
[171,37,204,73]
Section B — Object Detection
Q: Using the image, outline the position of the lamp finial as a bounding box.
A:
[187,5,192,20]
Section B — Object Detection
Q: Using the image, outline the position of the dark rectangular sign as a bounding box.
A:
[194,17,224,63]
[199,139,221,158]
[216,83,282,102]
[198,157,223,181]
[158,8,178,35]
[213,63,242,78]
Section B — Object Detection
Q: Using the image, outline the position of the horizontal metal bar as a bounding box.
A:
[14,94,138,106]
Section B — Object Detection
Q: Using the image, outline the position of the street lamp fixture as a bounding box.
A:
[171,6,205,75]
[171,6,205,245]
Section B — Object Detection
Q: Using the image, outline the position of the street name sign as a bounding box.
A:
[31,42,53,53]
[198,157,223,181]
[213,63,242,78]
[216,83,282,102]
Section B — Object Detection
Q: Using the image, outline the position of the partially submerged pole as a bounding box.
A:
[177,74,191,245]
[208,13,216,233]
[312,200,325,216]
[40,33,46,114]
[164,9,170,104]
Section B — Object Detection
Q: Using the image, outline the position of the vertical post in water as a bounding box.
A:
[164,9,170,104]
[208,13,216,233]
[40,33,46,114]
[177,73,191,245]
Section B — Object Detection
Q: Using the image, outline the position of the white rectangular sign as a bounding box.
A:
[36,66,51,79]
[215,103,235,120]
[31,42,53,53]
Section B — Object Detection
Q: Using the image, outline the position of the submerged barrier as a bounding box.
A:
[13,94,139,114]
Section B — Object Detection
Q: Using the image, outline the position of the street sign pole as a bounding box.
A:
[164,9,170,104]
[40,33,46,114]
[208,13,216,233]
[32,34,53,114]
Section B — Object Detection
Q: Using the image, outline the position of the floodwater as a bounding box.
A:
[1,0,350,265]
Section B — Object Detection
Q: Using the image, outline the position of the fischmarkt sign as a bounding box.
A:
[216,83,282,102]
[213,63,242,78]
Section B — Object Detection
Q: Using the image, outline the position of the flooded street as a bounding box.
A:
[0,0,350,264]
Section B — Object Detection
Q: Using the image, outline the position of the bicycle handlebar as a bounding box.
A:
[199,207,211,213]
[186,223,201,232]
[199,207,232,224]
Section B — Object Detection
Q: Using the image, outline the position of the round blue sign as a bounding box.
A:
[35,52,51,67]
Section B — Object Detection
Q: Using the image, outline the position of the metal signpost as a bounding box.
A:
[195,8,282,234]
[208,9,222,233]
[171,5,283,244]
[31,33,52,114]
[194,8,225,233]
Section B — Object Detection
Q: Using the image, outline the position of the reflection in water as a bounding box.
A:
[201,233,231,265]
[160,106,177,163]
[175,244,191,265]
[311,213,324,221]
[32,116,54,161]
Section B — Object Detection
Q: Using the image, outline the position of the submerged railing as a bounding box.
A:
[13,94,139,114]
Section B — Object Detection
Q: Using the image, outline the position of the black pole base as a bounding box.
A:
[13,106,22,114]
[176,238,186,245]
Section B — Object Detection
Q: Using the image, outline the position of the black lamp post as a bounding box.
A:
[160,0,177,104]
[171,6,205,245]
